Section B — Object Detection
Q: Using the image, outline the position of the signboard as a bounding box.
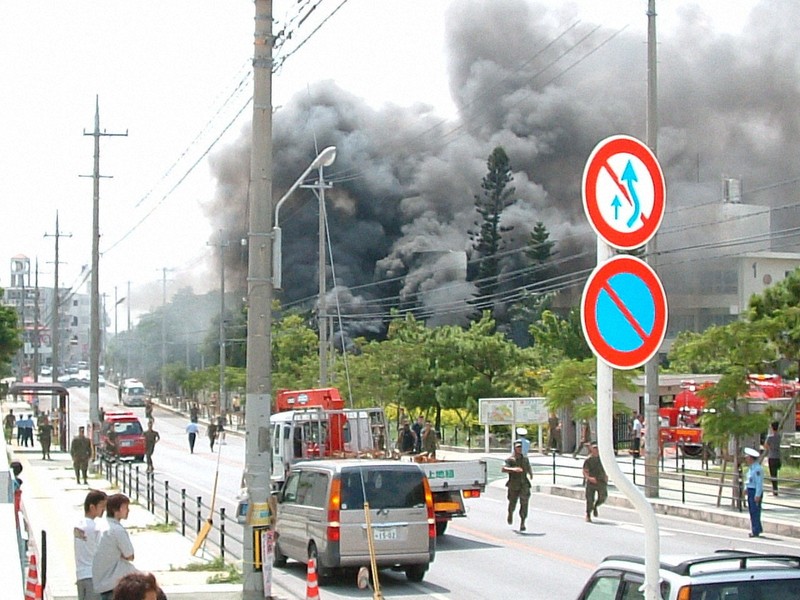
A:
[582,135,665,250]
[478,397,548,425]
[260,529,274,596]
[581,255,668,370]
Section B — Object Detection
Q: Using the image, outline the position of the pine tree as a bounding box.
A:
[468,147,515,317]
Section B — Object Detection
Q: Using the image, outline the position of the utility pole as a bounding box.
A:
[208,231,230,414]
[44,211,72,380]
[82,96,127,452]
[33,259,40,382]
[644,0,660,499]
[126,280,131,378]
[160,268,169,403]
[242,0,273,596]
[304,166,333,386]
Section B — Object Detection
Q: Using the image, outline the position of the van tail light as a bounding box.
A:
[422,477,436,539]
[463,489,481,499]
[676,586,691,600]
[327,477,341,542]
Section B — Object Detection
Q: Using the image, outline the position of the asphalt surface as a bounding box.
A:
[5,396,799,600]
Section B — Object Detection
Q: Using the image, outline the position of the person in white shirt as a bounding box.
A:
[74,490,107,600]
[92,493,137,600]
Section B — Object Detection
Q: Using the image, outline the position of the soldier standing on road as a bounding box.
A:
[421,420,438,458]
[185,421,199,454]
[502,439,533,531]
[744,447,764,537]
[38,415,54,460]
[4,409,16,444]
[71,426,93,484]
[583,442,608,522]
[143,421,160,474]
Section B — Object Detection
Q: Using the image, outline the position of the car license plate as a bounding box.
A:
[120,440,133,447]
[373,528,397,541]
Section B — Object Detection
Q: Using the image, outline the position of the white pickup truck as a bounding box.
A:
[414,458,488,536]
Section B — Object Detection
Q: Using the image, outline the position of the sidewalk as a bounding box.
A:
[3,399,244,600]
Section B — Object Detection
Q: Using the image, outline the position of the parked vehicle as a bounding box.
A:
[576,550,800,600]
[99,411,145,461]
[408,456,487,536]
[273,459,436,583]
[658,375,798,456]
[270,387,388,491]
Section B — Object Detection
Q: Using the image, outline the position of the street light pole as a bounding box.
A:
[271,146,337,387]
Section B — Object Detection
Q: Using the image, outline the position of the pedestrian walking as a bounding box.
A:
[207,422,217,452]
[185,421,199,454]
[764,421,782,496]
[74,489,107,600]
[144,399,153,421]
[547,412,561,454]
[92,493,137,600]
[631,414,644,457]
[143,421,160,474]
[421,421,437,458]
[18,413,34,447]
[502,439,532,531]
[583,442,608,522]
[4,408,16,444]
[743,447,764,537]
[38,415,54,460]
[71,426,93,484]
[217,412,227,444]
[189,403,199,424]
[573,418,592,458]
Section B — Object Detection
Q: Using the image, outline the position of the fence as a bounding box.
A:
[100,457,244,562]
[530,446,800,513]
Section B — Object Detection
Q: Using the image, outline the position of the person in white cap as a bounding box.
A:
[743,447,764,537]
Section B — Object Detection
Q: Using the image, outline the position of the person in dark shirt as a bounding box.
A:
[411,415,424,453]
[143,421,160,473]
[582,442,608,522]
[38,415,54,460]
[502,440,533,531]
[397,420,416,454]
[71,426,93,484]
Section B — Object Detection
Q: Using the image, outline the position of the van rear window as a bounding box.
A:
[690,579,800,598]
[339,467,425,510]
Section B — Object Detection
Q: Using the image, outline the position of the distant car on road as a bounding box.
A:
[121,379,147,407]
[99,411,146,462]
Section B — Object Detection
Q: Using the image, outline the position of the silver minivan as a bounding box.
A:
[273,459,436,582]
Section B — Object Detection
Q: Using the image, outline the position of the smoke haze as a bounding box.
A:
[202,0,800,337]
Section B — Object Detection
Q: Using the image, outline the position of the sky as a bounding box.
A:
[0,0,756,331]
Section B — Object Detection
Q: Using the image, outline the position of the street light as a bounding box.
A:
[272,146,337,290]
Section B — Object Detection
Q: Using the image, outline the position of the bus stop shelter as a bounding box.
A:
[8,382,70,452]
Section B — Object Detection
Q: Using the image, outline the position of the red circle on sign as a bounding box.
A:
[582,135,665,250]
[581,255,667,370]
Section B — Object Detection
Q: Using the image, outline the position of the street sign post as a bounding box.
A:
[581,255,667,370]
[582,135,665,250]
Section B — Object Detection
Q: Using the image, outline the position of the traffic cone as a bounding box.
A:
[25,551,42,600]
[305,556,320,600]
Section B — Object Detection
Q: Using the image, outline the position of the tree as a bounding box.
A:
[749,267,800,378]
[468,147,515,319]
[667,320,775,497]
[525,221,555,281]
[529,308,592,365]
[0,293,21,373]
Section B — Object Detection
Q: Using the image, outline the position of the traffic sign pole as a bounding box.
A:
[595,241,661,600]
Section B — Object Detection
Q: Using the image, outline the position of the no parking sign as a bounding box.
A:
[581,135,668,370]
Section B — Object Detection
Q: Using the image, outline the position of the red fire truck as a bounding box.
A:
[659,375,799,456]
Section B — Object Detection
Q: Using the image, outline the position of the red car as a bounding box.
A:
[100,411,146,461]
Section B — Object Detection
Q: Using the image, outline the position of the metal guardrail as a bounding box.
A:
[524,449,800,513]
[100,457,244,563]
